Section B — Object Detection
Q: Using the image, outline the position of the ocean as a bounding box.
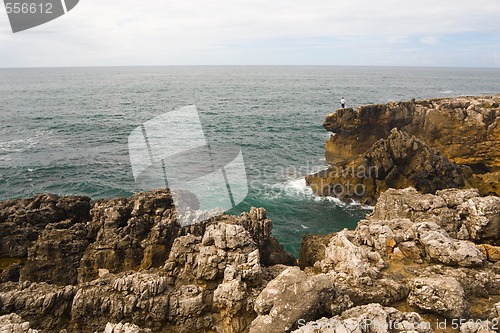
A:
[1,66,499,256]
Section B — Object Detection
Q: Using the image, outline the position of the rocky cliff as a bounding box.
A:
[0,190,295,333]
[1,188,500,332]
[307,95,500,203]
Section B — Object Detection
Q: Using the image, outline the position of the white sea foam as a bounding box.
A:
[314,195,345,206]
[0,137,39,153]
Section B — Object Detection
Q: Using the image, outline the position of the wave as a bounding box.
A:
[0,137,39,154]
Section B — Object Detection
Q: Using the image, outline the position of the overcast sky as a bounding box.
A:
[1,0,500,68]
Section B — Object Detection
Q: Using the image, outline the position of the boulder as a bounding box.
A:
[250,267,336,333]
[292,303,433,333]
[407,276,471,319]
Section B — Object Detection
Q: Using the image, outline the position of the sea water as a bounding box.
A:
[1,66,499,256]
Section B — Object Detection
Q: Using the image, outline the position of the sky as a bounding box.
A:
[1,0,500,68]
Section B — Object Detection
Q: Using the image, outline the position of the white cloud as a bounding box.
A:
[420,36,439,45]
[1,0,500,66]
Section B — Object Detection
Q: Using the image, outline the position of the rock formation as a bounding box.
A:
[296,188,500,333]
[308,95,500,202]
[306,128,472,204]
[323,96,500,170]
[2,188,500,332]
[0,190,294,333]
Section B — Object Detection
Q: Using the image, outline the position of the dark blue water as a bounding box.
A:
[1,66,499,256]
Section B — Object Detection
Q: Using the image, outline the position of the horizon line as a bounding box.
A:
[1,64,500,70]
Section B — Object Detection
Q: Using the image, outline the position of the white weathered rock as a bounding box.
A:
[407,276,470,319]
[318,230,383,278]
[112,272,168,299]
[0,313,38,333]
[292,303,433,333]
[413,222,486,267]
[458,196,500,243]
[250,267,336,333]
[102,322,151,333]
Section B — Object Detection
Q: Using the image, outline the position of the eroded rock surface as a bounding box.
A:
[308,96,500,203]
[306,129,472,204]
[323,96,500,170]
[2,187,500,332]
[0,190,294,333]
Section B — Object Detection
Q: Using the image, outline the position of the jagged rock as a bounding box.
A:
[239,208,296,266]
[71,271,170,332]
[20,221,89,285]
[459,196,500,244]
[0,194,91,259]
[306,129,471,204]
[3,185,500,333]
[292,303,433,333]
[413,222,486,267]
[316,230,384,278]
[316,96,500,199]
[407,276,471,319]
[332,274,409,307]
[322,96,500,170]
[298,233,334,269]
[0,313,39,333]
[78,191,176,283]
[165,222,262,286]
[370,187,500,245]
[0,281,76,331]
[481,244,500,262]
[101,322,152,333]
[250,267,336,333]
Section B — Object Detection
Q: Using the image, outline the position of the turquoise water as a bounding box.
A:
[1,66,499,256]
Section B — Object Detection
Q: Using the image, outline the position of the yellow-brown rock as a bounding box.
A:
[314,95,500,202]
[481,244,500,262]
[323,95,500,171]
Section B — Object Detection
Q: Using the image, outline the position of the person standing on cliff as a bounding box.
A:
[340,97,346,109]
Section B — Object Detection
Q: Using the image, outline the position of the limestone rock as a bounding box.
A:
[481,244,500,262]
[317,230,384,278]
[459,196,500,244]
[322,96,500,171]
[306,129,471,204]
[407,276,471,319]
[70,272,170,331]
[102,322,152,333]
[0,194,91,259]
[0,281,76,331]
[292,303,433,333]
[250,267,336,333]
[20,221,89,285]
[316,96,500,199]
[0,313,39,333]
[370,187,500,244]
[414,222,486,267]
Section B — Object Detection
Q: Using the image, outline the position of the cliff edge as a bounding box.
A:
[307,95,500,203]
[1,188,499,332]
